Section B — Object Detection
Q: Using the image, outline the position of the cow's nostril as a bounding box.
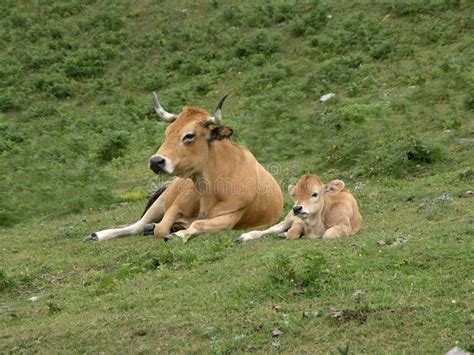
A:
[149,156,166,173]
[150,156,165,166]
[292,205,303,214]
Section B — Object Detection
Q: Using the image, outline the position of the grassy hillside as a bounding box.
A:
[1,0,473,353]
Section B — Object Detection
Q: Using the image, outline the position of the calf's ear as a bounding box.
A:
[287,184,295,195]
[207,126,234,142]
[324,180,345,194]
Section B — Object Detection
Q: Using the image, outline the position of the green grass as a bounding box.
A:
[1,0,473,352]
[1,168,473,353]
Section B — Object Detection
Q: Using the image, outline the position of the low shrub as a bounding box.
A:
[0,269,17,291]
[264,250,329,296]
[405,138,444,164]
[96,131,130,164]
[31,72,75,98]
[62,48,108,78]
[0,91,17,112]
[234,31,280,58]
[385,0,461,17]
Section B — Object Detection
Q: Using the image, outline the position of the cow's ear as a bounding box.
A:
[207,126,233,142]
[324,180,345,194]
[287,184,295,195]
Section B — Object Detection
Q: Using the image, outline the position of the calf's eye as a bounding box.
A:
[311,192,319,197]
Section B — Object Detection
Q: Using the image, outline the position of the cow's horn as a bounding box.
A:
[153,92,177,122]
[206,93,229,126]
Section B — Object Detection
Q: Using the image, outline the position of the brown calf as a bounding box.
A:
[236,174,361,242]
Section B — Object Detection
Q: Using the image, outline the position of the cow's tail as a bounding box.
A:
[141,180,171,217]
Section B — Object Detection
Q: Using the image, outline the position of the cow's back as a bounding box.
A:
[346,191,362,234]
[324,189,361,235]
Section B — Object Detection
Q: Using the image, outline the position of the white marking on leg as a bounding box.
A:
[237,231,263,242]
[236,218,293,243]
[94,221,147,241]
[90,186,168,241]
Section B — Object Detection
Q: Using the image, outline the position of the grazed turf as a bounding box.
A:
[1,0,473,353]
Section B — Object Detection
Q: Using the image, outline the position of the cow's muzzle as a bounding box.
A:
[149,155,167,174]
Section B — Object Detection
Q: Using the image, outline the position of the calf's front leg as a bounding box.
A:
[285,218,305,240]
[235,213,294,243]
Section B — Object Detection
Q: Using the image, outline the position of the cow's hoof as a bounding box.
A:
[143,224,155,236]
[277,233,287,239]
[234,237,243,244]
[84,233,98,242]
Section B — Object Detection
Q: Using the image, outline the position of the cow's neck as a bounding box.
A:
[191,140,240,196]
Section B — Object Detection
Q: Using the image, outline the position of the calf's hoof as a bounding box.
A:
[84,233,98,242]
[164,233,177,242]
[164,233,189,243]
[143,224,155,236]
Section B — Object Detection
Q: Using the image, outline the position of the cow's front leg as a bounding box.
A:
[84,190,167,241]
[145,207,181,239]
[165,210,244,243]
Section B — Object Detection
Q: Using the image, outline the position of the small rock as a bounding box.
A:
[326,14,332,19]
[377,240,386,246]
[303,311,320,318]
[460,191,474,198]
[455,138,474,146]
[320,93,336,103]
[272,328,284,337]
[445,346,470,355]
[390,238,408,247]
[29,296,39,302]
[353,290,363,303]
[330,310,344,319]
[435,192,453,203]
[113,202,130,207]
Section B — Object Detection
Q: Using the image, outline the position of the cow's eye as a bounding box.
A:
[311,192,319,198]
[182,133,196,143]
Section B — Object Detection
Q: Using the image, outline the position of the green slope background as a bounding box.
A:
[0,0,473,353]
[1,0,472,225]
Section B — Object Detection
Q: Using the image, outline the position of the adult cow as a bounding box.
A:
[85,93,283,243]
